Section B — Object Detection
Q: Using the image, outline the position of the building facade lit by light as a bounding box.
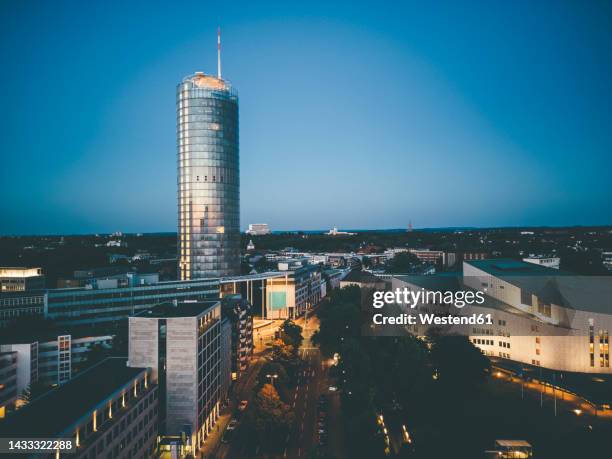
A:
[177,71,240,279]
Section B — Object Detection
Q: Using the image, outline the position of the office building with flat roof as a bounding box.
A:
[0,267,45,292]
[391,259,612,376]
[0,358,158,459]
[128,300,222,454]
[522,255,561,270]
[246,223,271,235]
[266,264,324,320]
[0,292,45,327]
[46,278,220,326]
[1,327,114,408]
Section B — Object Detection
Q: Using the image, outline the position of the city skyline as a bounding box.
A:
[2,1,612,235]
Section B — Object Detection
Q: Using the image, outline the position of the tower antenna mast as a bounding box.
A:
[217,26,222,79]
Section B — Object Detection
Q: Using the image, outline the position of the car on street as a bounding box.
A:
[227,419,239,431]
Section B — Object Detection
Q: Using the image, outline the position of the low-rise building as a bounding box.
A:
[1,329,113,394]
[0,267,45,292]
[324,268,350,290]
[0,357,158,459]
[46,278,220,326]
[246,223,271,235]
[0,342,38,411]
[0,292,45,327]
[265,264,324,320]
[601,251,612,271]
[409,249,446,265]
[57,267,159,289]
[339,270,387,290]
[523,256,561,270]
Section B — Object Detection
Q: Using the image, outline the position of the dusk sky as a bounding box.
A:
[1,0,611,235]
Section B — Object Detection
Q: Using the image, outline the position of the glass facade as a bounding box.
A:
[177,73,240,279]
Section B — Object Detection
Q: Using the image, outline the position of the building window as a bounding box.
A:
[599,330,609,368]
[589,324,595,367]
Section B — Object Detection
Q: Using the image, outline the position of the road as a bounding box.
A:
[208,355,266,459]
[283,313,345,459]
[211,308,346,459]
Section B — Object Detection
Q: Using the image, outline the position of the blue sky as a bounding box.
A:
[1,0,611,234]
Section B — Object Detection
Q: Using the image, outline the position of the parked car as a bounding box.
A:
[227,419,239,431]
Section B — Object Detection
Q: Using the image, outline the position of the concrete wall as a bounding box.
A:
[128,318,159,381]
[165,317,198,436]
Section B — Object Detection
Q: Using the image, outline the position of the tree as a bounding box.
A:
[312,286,361,358]
[258,361,289,388]
[280,319,304,350]
[271,339,302,383]
[429,334,490,397]
[345,411,388,459]
[385,252,420,273]
[247,383,294,453]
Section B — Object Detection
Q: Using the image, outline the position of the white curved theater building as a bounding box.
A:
[392,259,612,375]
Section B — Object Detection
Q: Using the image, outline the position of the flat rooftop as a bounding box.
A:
[342,270,386,284]
[466,259,570,277]
[0,323,115,345]
[466,259,612,314]
[0,358,145,438]
[134,300,219,318]
[0,267,42,278]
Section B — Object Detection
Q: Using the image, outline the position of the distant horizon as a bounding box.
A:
[2,222,612,238]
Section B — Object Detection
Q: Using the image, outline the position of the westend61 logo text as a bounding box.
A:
[372,288,486,309]
[371,288,493,327]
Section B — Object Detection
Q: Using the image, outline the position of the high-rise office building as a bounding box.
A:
[177,32,240,279]
[128,301,222,452]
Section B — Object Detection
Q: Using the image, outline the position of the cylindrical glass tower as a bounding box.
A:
[177,72,240,279]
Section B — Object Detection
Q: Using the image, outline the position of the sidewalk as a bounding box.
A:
[198,408,232,458]
[197,356,267,458]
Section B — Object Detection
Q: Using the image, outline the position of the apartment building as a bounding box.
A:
[0,358,158,459]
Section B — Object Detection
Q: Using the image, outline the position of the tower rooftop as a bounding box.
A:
[184,72,227,90]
